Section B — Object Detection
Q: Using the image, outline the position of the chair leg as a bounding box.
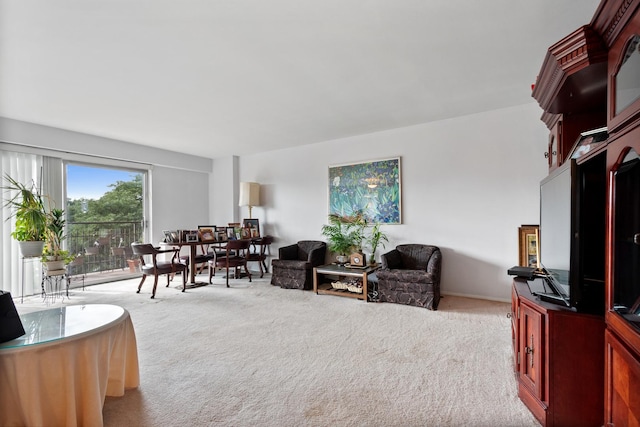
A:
[137,275,147,293]
[258,261,264,278]
[245,264,252,282]
[151,276,159,299]
[166,274,171,287]
[182,268,186,292]
[226,266,230,288]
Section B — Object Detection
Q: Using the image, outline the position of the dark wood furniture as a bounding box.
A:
[531,1,640,425]
[245,235,273,278]
[208,239,252,287]
[131,243,187,298]
[511,278,604,426]
[162,240,221,286]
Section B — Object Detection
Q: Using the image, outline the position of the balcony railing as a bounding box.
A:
[66,221,144,276]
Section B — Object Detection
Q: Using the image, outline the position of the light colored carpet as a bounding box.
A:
[16,272,540,427]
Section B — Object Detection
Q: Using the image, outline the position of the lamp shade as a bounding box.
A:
[239,182,260,207]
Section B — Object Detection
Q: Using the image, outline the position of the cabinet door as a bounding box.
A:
[511,287,519,373]
[605,330,640,427]
[519,303,544,400]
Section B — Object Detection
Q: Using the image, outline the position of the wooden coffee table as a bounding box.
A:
[313,264,378,302]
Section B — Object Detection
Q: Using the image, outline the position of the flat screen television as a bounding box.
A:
[537,132,607,314]
[538,161,573,307]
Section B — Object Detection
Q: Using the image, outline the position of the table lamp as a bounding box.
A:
[239,182,260,218]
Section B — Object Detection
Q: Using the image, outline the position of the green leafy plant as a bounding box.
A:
[321,212,367,256]
[41,247,75,264]
[2,174,48,242]
[366,222,388,264]
[41,208,74,264]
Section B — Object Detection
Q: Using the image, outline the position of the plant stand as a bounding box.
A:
[41,269,67,305]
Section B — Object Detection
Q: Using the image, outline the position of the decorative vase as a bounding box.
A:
[18,241,45,258]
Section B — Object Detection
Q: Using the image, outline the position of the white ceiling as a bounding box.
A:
[0,0,601,160]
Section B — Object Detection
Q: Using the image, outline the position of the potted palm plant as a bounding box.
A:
[321,213,366,265]
[41,208,74,271]
[2,174,48,257]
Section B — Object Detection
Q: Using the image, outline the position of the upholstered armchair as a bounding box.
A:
[271,241,326,290]
[376,244,442,310]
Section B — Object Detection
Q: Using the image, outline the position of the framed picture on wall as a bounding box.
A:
[518,225,539,268]
[328,157,401,224]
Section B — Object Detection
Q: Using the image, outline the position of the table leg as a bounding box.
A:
[363,272,369,303]
[190,244,197,284]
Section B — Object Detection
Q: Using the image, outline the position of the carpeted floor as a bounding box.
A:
[16,272,540,427]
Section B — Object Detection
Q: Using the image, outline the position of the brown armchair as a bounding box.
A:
[376,244,442,310]
[131,243,188,299]
[271,240,326,290]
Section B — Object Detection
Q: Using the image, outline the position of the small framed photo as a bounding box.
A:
[216,230,228,242]
[241,228,251,239]
[185,231,199,243]
[226,227,236,240]
[518,225,539,268]
[198,226,215,242]
[251,228,260,238]
[163,230,176,243]
[243,218,260,235]
[170,231,180,243]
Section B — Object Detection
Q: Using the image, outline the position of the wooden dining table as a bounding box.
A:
[162,238,264,286]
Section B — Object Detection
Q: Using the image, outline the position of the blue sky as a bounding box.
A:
[67,165,139,200]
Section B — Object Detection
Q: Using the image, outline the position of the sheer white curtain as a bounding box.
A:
[42,157,64,211]
[0,150,44,297]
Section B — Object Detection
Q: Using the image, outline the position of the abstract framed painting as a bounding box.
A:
[328,157,401,224]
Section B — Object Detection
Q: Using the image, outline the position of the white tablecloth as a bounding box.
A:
[0,304,140,427]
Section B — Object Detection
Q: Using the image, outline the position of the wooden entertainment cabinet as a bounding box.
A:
[526,1,640,425]
[511,279,605,426]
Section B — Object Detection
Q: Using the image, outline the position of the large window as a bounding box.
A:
[65,163,147,274]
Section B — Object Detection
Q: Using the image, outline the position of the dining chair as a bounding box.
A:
[179,243,215,276]
[208,239,252,287]
[246,235,273,278]
[131,243,188,298]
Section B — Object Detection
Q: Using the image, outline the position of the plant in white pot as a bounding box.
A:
[2,174,48,257]
[41,208,75,272]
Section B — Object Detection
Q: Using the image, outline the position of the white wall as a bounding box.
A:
[1,103,549,302]
[0,117,212,245]
[238,103,549,302]
[210,155,239,225]
[151,166,211,240]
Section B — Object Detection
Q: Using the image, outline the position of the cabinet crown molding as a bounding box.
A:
[532,25,608,114]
